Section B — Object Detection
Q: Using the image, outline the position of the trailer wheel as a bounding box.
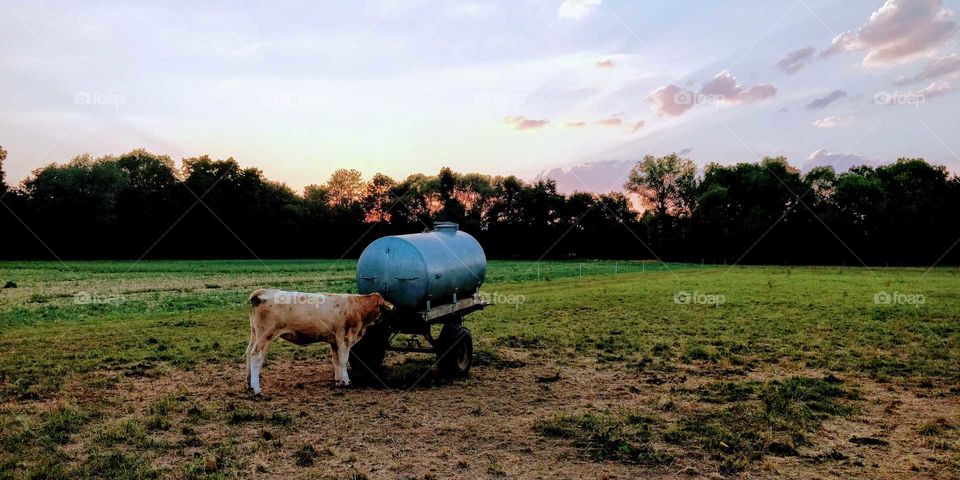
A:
[437,325,472,378]
[350,323,389,381]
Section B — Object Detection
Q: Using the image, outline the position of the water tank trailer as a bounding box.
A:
[351,222,488,378]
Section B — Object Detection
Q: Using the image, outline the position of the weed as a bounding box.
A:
[669,376,857,473]
[294,443,317,467]
[39,405,87,447]
[536,412,672,465]
[99,418,149,447]
[76,451,159,479]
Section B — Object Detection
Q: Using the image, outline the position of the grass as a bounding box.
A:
[664,376,859,472]
[538,376,857,472]
[535,412,673,465]
[0,260,958,477]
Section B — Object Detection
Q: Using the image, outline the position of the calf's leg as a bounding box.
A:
[330,342,342,383]
[336,337,351,386]
[248,335,273,395]
[244,323,255,389]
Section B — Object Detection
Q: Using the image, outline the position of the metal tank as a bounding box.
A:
[356,222,487,311]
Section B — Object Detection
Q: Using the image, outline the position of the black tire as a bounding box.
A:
[349,323,390,380]
[437,324,473,379]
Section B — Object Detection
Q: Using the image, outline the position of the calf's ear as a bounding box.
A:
[380,298,395,313]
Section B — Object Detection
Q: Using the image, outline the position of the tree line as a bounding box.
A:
[0,147,957,265]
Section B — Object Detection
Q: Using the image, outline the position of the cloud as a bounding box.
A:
[806,149,879,171]
[917,79,958,98]
[537,159,634,194]
[896,53,960,84]
[595,59,615,69]
[647,71,776,116]
[812,115,853,128]
[821,0,958,66]
[595,114,623,126]
[558,0,601,20]
[679,147,693,155]
[647,84,696,117]
[630,121,645,133]
[698,70,778,104]
[805,89,848,110]
[776,47,816,74]
[565,121,587,128]
[504,115,550,130]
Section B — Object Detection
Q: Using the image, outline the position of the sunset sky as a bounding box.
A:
[2,0,958,193]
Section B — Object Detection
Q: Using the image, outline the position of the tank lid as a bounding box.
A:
[433,222,459,233]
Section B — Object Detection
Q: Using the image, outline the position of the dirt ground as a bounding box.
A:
[42,348,954,480]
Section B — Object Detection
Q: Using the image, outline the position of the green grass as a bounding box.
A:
[664,376,859,472]
[0,260,958,477]
[535,412,672,465]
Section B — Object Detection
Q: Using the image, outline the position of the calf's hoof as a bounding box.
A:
[334,380,351,388]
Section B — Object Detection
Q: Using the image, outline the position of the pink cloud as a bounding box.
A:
[595,59,615,69]
[700,70,778,104]
[647,72,776,117]
[897,53,960,84]
[822,0,958,66]
[594,115,623,126]
[630,120,645,132]
[647,84,696,117]
[504,115,550,130]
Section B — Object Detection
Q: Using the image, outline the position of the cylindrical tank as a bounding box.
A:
[356,223,487,311]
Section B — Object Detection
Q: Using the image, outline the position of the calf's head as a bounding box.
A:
[368,293,394,325]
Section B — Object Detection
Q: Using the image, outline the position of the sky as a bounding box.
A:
[2,0,959,194]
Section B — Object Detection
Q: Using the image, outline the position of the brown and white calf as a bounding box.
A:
[245,289,392,394]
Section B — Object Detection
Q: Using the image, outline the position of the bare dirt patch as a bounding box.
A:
[25,351,960,479]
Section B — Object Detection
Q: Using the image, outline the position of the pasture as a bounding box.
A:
[1,260,958,479]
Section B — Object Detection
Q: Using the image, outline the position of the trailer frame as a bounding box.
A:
[349,293,487,379]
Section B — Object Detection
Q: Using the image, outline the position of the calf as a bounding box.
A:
[245,289,392,394]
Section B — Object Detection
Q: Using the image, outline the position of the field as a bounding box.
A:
[1,260,959,479]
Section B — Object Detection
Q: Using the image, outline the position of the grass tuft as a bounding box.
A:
[535,412,672,465]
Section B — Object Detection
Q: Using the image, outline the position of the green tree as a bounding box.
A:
[624,153,698,217]
[326,169,365,207]
[362,173,396,222]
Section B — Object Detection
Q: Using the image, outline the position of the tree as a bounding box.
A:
[326,169,365,207]
[363,173,396,222]
[436,167,465,224]
[0,145,7,195]
[624,153,698,217]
